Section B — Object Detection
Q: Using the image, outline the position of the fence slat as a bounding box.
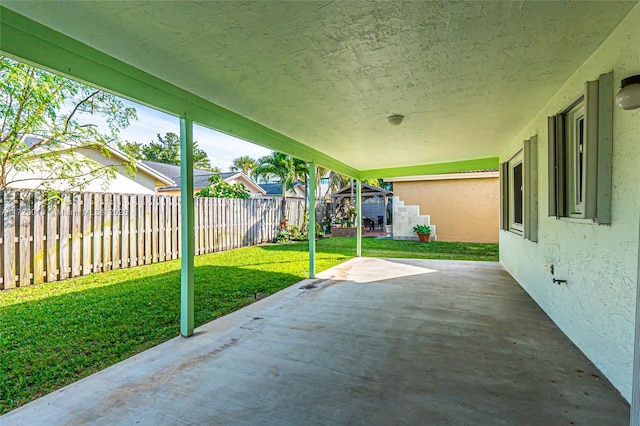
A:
[203,198,209,254]
[18,191,32,287]
[165,196,172,259]
[170,196,177,259]
[121,196,129,269]
[46,197,59,282]
[32,192,45,284]
[82,194,92,275]
[112,194,121,270]
[151,195,158,263]
[92,194,102,274]
[177,197,182,258]
[101,193,111,271]
[3,191,16,289]
[59,193,71,281]
[137,195,144,265]
[71,193,82,277]
[198,197,205,254]
[158,196,165,262]
[144,195,151,265]
[129,195,138,267]
[194,198,200,255]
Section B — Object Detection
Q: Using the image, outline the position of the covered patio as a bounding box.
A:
[1,1,639,423]
[1,258,628,425]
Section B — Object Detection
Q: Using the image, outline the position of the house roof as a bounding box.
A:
[141,160,233,189]
[141,160,264,193]
[331,184,391,198]
[1,2,636,179]
[19,135,175,186]
[259,182,304,196]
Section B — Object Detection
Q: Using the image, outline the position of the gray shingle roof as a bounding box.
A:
[141,160,236,189]
[259,183,284,195]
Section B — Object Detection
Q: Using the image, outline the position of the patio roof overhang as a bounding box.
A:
[1,1,635,179]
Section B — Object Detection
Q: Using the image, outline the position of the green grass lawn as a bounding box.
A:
[0,238,497,414]
[318,237,499,262]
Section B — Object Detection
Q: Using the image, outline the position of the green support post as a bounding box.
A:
[308,162,316,278]
[180,116,195,337]
[356,179,362,257]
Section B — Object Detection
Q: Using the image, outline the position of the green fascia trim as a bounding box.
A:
[359,157,500,180]
[0,6,359,178]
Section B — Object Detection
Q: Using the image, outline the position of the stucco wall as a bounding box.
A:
[499,4,640,401]
[393,177,499,243]
[7,150,157,195]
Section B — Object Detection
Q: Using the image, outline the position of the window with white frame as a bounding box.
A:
[548,72,613,224]
[500,137,538,241]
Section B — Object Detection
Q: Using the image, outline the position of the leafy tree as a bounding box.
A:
[230,155,257,175]
[118,132,216,171]
[117,140,143,160]
[0,57,137,191]
[196,174,249,199]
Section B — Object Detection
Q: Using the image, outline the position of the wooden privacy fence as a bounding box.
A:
[0,190,306,290]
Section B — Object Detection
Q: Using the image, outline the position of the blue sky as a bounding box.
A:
[86,98,272,172]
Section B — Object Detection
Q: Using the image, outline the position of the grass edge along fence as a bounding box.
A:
[0,189,306,290]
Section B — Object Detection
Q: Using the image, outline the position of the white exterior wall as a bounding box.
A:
[500,5,640,401]
[8,149,158,194]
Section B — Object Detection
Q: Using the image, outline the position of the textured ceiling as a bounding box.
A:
[2,1,637,172]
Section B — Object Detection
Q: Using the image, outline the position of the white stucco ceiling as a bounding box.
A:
[3,1,637,172]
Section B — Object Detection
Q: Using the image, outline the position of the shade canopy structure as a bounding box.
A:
[330,183,392,226]
[1,1,635,179]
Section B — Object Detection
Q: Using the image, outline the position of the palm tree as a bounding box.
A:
[255,152,309,222]
[230,155,257,175]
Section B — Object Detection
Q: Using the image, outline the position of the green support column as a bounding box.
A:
[356,179,362,257]
[308,163,316,278]
[180,116,195,337]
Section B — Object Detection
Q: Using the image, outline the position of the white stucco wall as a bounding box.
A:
[499,5,640,401]
[8,149,157,195]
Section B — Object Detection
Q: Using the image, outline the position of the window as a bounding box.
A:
[548,72,613,224]
[500,137,538,241]
[509,151,524,233]
[565,101,585,216]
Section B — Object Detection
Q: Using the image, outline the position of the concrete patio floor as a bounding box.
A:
[2,258,629,425]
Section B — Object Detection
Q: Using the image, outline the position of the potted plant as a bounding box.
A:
[413,224,431,242]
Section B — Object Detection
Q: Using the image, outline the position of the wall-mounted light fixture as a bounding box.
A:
[387,114,405,126]
[615,75,640,110]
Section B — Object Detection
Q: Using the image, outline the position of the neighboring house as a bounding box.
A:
[6,136,174,194]
[141,160,265,197]
[258,181,306,199]
[385,170,499,243]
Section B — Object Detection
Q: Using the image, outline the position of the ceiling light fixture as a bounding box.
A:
[615,75,640,110]
[387,114,405,126]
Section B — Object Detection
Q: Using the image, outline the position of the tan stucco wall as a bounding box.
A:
[393,177,499,243]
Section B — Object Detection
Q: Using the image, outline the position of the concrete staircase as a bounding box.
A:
[391,196,437,241]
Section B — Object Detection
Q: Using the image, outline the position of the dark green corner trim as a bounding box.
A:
[0,6,359,178]
[359,157,500,180]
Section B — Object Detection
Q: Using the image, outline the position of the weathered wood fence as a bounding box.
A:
[0,190,306,290]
